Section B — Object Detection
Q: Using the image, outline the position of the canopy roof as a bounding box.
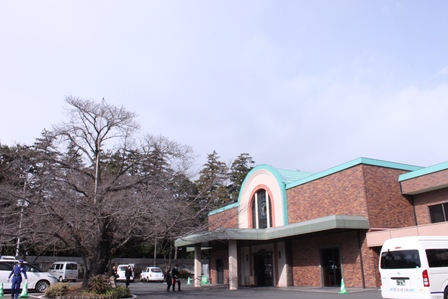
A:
[175,215,369,248]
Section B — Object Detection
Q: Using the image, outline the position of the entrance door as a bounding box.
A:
[320,247,342,287]
[216,259,224,284]
[253,250,273,286]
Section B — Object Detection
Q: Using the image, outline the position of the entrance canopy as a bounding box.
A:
[175,215,369,247]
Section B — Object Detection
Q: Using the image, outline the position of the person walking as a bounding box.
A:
[171,264,181,291]
[8,259,27,299]
[166,268,172,292]
[125,265,133,288]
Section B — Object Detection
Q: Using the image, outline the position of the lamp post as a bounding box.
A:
[15,175,29,257]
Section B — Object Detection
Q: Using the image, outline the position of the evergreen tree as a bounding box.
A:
[229,153,255,202]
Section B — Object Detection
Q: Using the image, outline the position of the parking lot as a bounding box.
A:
[115,280,383,299]
[23,279,383,299]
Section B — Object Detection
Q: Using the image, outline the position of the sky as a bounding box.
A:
[1,0,448,175]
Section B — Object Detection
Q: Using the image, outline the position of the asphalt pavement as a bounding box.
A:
[26,279,383,299]
[125,280,383,299]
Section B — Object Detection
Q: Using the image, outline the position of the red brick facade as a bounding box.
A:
[208,206,238,230]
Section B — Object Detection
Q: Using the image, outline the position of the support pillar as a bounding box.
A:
[194,244,202,287]
[228,240,238,290]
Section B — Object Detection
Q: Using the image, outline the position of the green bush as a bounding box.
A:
[44,283,71,298]
[105,286,131,298]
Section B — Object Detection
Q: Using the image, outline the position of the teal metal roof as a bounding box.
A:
[286,157,422,189]
[399,160,448,181]
[276,168,314,184]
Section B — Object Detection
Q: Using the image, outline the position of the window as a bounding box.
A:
[380,250,421,269]
[251,189,272,229]
[426,249,448,267]
[429,203,448,223]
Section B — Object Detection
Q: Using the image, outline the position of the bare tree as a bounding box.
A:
[0,97,206,288]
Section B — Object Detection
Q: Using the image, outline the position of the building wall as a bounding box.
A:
[401,169,448,194]
[291,231,378,288]
[208,206,239,230]
[363,165,415,228]
[413,187,448,225]
[287,165,369,223]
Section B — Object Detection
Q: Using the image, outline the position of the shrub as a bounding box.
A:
[105,286,131,298]
[89,275,111,294]
[44,283,71,298]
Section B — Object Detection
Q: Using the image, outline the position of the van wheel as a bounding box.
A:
[444,287,448,299]
[58,276,63,282]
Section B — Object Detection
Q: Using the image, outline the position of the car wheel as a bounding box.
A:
[36,280,50,293]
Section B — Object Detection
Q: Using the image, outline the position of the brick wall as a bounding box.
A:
[208,206,239,230]
[287,164,414,228]
[413,188,448,225]
[291,231,378,288]
[287,165,368,223]
[363,165,415,228]
[401,169,448,194]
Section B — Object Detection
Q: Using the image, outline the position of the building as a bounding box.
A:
[175,157,448,290]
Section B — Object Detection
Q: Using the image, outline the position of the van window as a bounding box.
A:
[426,249,448,267]
[66,263,77,270]
[380,250,421,269]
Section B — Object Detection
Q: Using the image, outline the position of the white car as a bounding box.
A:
[140,266,164,282]
[0,259,58,293]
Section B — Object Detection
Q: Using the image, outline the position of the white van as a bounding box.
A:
[48,261,78,282]
[379,236,448,299]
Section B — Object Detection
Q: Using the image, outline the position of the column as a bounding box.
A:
[228,240,238,290]
[194,245,202,287]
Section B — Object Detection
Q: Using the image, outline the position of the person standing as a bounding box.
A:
[165,268,172,292]
[125,265,133,288]
[171,264,181,291]
[110,265,119,288]
[8,259,27,299]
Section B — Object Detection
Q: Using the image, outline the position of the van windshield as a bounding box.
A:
[380,250,421,269]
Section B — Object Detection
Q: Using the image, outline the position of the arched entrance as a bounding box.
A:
[253,250,273,286]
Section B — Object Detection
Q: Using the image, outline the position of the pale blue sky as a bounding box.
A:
[1,1,448,173]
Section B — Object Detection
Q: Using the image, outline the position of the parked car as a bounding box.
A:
[116,264,134,282]
[48,261,78,282]
[0,259,58,293]
[140,266,164,282]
